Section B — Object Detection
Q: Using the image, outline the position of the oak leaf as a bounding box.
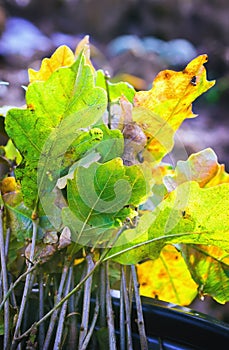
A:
[28,35,94,83]
[137,245,197,305]
[28,45,75,83]
[132,55,215,161]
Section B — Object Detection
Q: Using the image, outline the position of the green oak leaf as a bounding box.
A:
[62,157,150,246]
[5,52,107,208]
[107,181,229,264]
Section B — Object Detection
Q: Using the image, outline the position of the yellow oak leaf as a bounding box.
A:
[28,45,75,83]
[137,245,197,305]
[28,36,94,83]
[132,55,215,161]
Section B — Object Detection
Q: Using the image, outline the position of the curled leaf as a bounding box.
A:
[74,35,93,68]
[164,148,229,191]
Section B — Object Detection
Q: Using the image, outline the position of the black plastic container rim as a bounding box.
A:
[110,294,229,350]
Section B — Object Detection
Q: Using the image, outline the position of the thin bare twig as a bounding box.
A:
[66,272,80,348]
[38,272,45,350]
[11,219,39,350]
[4,228,11,259]
[81,291,100,350]
[106,261,117,350]
[78,254,94,349]
[43,263,70,350]
[0,205,10,350]
[54,266,73,349]
[131,265,148,350]
[120,268,125,350]
[0,264,38,311]
[15,225,128,342]
[121,265,133,350]
[99,263,106,328]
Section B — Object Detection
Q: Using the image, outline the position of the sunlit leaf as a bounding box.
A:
[28,45,75,83]
[2,43,228,311]
[107,181,229,264]
[137,245,197,305]
[5,53,107,208]
[142,162,174,209]
[181,244,229,304]
[164,148,229,191]
[132,55,215,161]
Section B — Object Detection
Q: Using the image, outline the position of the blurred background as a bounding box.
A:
[0,0,228,321]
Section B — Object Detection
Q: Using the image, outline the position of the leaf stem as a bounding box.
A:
[104,70,112,129]
[4,228,11,258]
